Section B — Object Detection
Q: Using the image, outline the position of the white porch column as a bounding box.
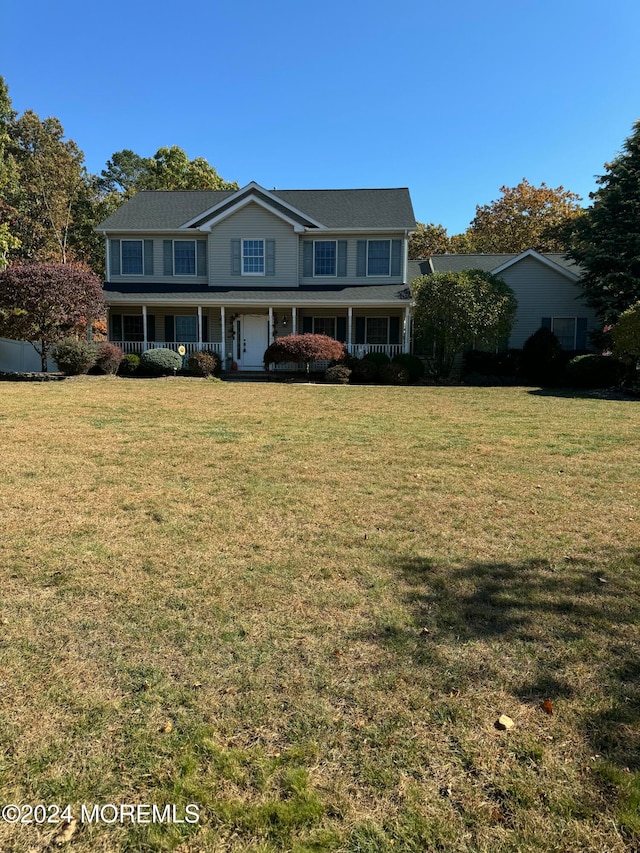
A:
[197,306,203,346]
[142,305,148,348]
[403,306,411,354]
[292,306,297,335]
[220,306,226,359]
[268,306,273,345]
[347,306,353,352]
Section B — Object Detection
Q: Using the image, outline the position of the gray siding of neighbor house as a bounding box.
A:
[108,233,209,286]
[500,256,598,348]
[209,202,298,287]
[298,234,407,285]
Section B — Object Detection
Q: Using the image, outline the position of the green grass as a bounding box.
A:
[0,379,638,851]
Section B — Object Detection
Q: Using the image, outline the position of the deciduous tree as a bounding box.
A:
[409,222,451,259]
[8,110,90,263]
[565,120,640,323]
[100,145,238,195]
[464,179,583,254]
[411,270,517,377]
[0,262,104,370]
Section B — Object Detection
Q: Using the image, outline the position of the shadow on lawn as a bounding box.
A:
[527,386,639,402]
[390,551,640,772]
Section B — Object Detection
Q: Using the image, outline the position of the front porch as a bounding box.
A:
[107,303,412,370]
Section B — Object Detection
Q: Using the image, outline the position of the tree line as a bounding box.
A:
[0,77,238,274]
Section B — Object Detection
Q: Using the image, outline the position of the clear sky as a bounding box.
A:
[2,0,639,234]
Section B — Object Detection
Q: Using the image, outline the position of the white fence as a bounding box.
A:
[0,338,55,372]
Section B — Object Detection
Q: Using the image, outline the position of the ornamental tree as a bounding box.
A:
[411,269,517,377]
[0,262,105,370]
[565,120,640,323]
[263,334,346,374]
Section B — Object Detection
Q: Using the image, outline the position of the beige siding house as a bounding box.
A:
[410,250,598,351]
[97,182,416,371]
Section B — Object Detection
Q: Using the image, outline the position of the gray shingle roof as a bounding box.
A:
[96,186,416,231]
[103,283,411,305]
[427,252,581,276]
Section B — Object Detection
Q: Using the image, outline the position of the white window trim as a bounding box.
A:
[121,239,144,276]
[173,239,197,277]
[366,239,391,277]
[313,240,337,277]
[365,316,390,345]
[550,317,577,349]
[241,238,265,276]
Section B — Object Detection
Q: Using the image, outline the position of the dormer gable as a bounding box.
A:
[182,182,326,232]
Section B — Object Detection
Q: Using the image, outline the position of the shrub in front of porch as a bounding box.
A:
[346,356,379,384]
[380,363,410,385]
[263,334,346,374]
[95,342,124,375]
[119,353,140,375]
[52,337,98,375]
[392,353,425,382]
[188,350,222,378]
[140,347,183,376]
[324,364,352,384]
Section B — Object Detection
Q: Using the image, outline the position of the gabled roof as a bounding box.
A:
[425,251,582,279]
[96,183,416,232]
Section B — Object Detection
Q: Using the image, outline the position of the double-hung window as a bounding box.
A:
[367,240,391,276]
[365,317,389,344]
[242,239,264,275]
[123,315,144,341]
[174,240,196,275]
[550,318,576,350]
[121,240,144,275]
[175,316,197,342]
[314,241,336,276]
[313,317,336,338]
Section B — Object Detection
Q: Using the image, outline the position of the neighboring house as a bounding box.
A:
[96,182,416,371]
[408,249,598,350]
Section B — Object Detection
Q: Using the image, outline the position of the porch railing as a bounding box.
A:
[114,341,222,356]
[346,343,405,358]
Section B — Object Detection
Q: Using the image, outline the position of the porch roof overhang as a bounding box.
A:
[103,283,412,308]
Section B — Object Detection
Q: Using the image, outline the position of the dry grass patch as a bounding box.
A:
[0,379,638,851]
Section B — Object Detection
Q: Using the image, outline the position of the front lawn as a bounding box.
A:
[0,380,638,851]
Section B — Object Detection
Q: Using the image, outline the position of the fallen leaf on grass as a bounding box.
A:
[54,818,78,845]
[495,714,514,731]
[160,720,173,734]
[541,699,554,715]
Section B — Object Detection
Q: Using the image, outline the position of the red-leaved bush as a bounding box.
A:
[96,342,125,374]
[263,334,346,371]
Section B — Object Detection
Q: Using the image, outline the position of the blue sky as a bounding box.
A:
[2,0,639,234]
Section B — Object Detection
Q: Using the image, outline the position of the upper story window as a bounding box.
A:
[122,240,143,275]
[314,241,337,276]
[356,239,401,278]
[163,239,206,277]
[242,239,264,275]
[367,240,391,276]
[174,240,196,276]
[112,238,153,276]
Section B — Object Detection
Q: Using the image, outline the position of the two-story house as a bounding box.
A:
[96,182,416,371]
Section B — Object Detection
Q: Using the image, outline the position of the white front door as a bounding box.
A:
[238,314,269,370]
